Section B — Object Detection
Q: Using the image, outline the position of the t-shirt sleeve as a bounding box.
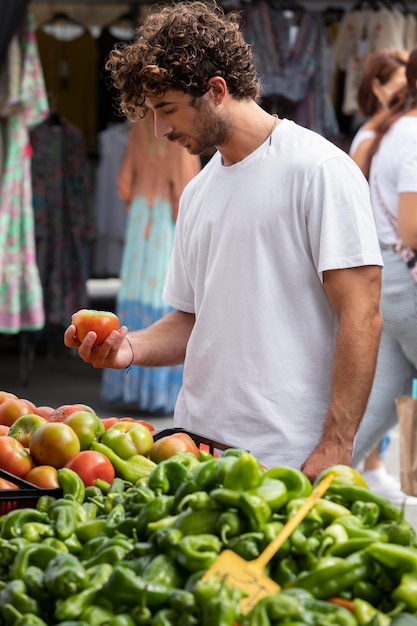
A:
[305,154,383,278]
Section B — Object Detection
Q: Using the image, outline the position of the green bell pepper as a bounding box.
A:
[100,564,174,612]
[262,465,313,501]
[148,457,195,495]
[366,542,417,611]
[227,531,265,560]
[223,451,262,491]
[354,598,391,626]
[217,510,246,543]
[326,484,401,521]
[193,576,243,626]
[80,605,115,624]
[243,590,304,625]
[23,565,48,601]
[54,563,113,621]
[49,498,88,540]
[136,494,175,536]
[176,533,222,572]
[10,543,62,580]
[91,441,157,483]
[290,550,372,599]
[143,553,186,588]
[150,528,183,557]
[0,508,49,539]
[44,553,89,597]
[0,580,40,620]
[58,467,85,503]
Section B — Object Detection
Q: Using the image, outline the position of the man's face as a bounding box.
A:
[145,89,230,155]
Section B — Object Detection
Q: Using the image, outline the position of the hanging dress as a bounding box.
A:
[0,10,49,333]
[101,118,201,414]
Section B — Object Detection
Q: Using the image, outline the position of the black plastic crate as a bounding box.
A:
[153,427,234,455]
[0,468,62,512]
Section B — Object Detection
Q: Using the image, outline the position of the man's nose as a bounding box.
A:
[154,116,172,139]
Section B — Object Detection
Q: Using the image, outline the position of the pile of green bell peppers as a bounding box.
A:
[0,449,417,625]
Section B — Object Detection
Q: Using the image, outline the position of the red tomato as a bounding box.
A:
[128,419,156,433]
[150,433,200,463]
[64,411,105,450]
[35,406,55,419]
[0,477,18,489]
[71,309,120,345]
[0,425,10,436]
[29,422,80,469]
[8,414,48,448]
[0,476,19,515]
[199,443,219,458]
[65,450,115,486]
[101,422,154,459]
[101,418,120,430]
[0,391,18,404]
[0,436,34,477]
[48,404,96,423]
[0,398,37,427]
[24,465,60,488]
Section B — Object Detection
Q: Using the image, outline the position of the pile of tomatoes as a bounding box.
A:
[0,390,164,489]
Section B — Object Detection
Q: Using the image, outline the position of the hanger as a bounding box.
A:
[43,12,86,29]
[105,11,137,29]
[266,0,305,13]
[352,0,383,10]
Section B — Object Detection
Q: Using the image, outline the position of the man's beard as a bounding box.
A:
[170,97,230,155]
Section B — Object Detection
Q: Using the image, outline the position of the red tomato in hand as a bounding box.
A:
[150,433,200,463]
[29,422,80,469]
[24,465,60,488]
[0,436,34,477]
[65,450,115,486]
[71,309,120,345]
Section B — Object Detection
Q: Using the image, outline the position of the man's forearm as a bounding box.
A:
[129,310,195,367]
[322,309,382,451]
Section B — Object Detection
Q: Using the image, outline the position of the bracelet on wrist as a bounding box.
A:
[124,335,135,373]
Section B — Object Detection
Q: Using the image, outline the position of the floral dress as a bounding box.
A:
[0,10,49,333]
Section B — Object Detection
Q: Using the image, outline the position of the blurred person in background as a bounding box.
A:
[350,48,411,504]
[352,46,417,506]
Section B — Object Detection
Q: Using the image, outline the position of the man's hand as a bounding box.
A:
[64,323,132,370]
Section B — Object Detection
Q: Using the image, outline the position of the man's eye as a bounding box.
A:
[165,108,176,115]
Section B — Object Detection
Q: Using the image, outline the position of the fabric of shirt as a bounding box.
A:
[163,118,383,469]
[349,127,376,157]
[370,116,417,246]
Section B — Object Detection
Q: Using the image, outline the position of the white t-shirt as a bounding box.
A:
[370,116,417,245]
[349,127,376,158]
[163,118,383,469]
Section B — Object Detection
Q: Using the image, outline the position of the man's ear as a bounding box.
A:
[207,76,227,105]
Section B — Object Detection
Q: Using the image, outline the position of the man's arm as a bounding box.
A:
[301,265,382,481]
[64,310,195,370]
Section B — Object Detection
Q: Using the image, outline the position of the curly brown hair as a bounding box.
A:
[105,0,261,121]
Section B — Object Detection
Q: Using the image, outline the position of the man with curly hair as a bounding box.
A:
[65,1,383,479]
